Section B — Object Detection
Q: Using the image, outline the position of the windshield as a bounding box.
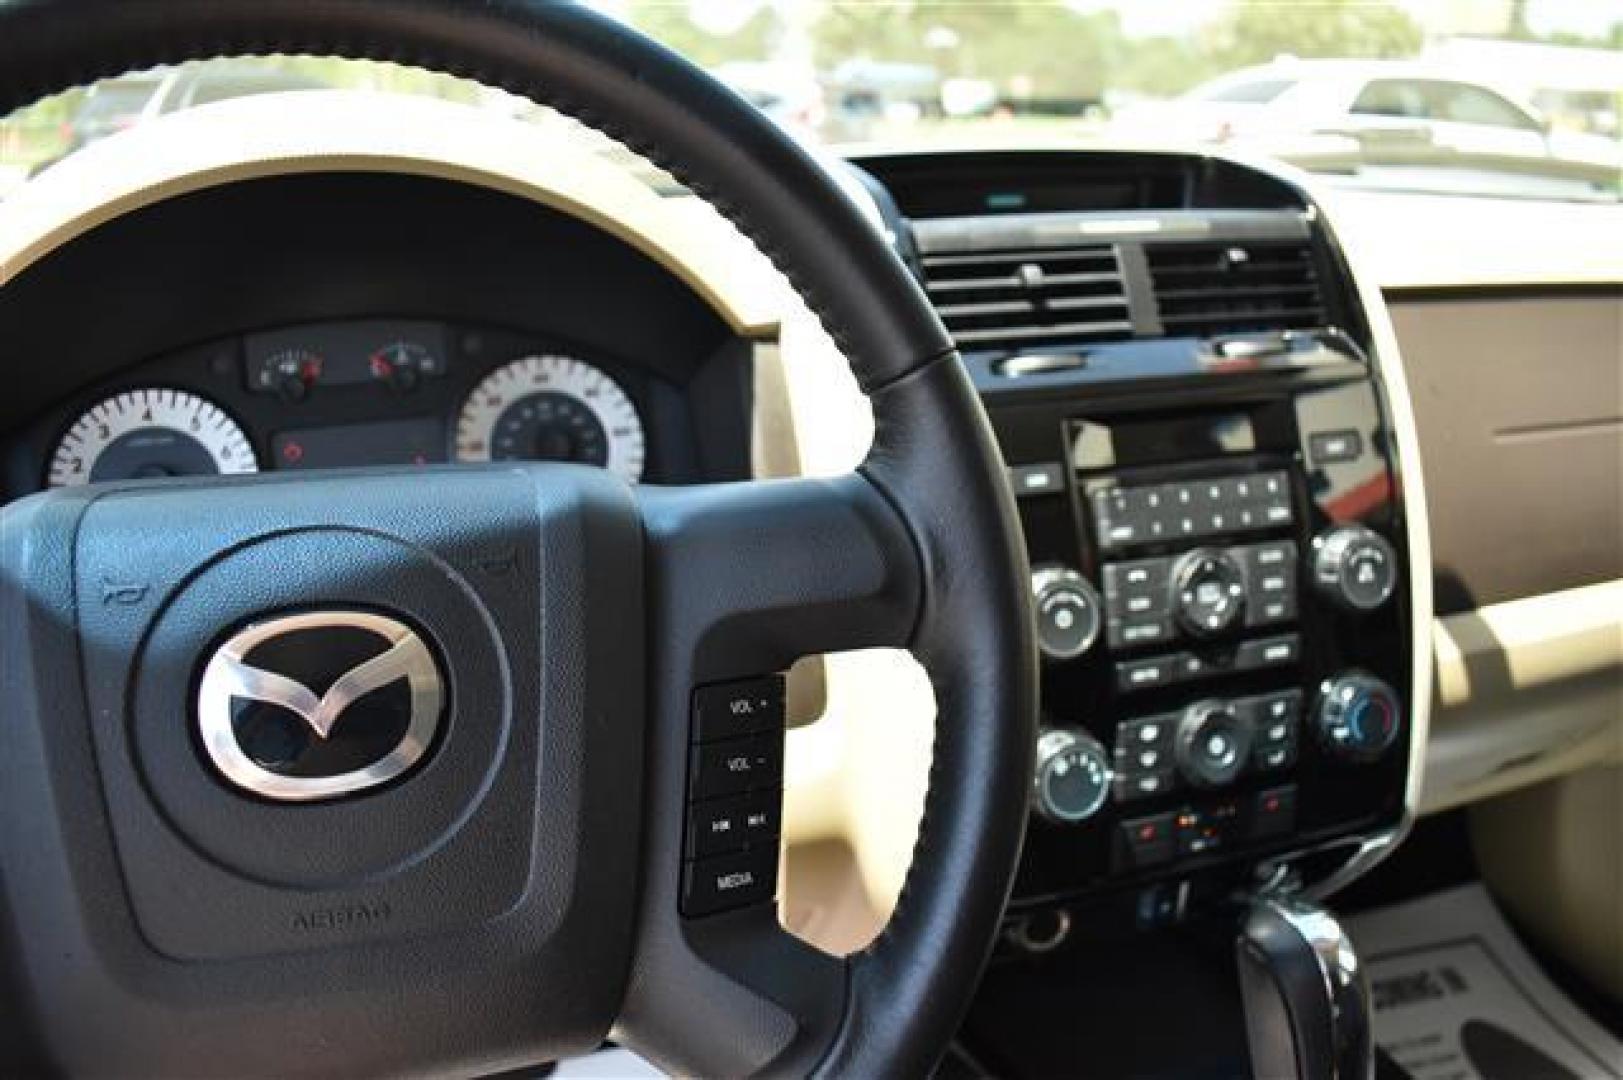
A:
[0,1,1618,203]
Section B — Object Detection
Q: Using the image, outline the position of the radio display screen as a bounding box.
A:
[1071,411,1257,471]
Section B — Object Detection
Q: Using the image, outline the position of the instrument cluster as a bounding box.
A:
[19,317,717,494]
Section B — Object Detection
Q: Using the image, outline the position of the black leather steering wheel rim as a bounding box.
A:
[0,2,1037,1077]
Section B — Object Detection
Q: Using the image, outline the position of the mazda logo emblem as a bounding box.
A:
[197,611,444,802]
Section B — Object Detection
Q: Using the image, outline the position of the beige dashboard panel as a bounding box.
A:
[1317,189,1623,288]
[1387,292,1622,610]
[1424,581,1623,814]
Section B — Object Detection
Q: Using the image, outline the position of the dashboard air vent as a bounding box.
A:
[920,245,1131,351]
[1146,240,1325,337]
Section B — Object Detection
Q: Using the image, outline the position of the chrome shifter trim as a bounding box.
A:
[1240,895,1375,1080]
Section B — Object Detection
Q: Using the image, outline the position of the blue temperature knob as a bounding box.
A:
[1315,674,1402,763]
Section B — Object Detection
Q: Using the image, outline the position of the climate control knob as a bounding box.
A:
[1170,548,1247,637]
[1175,700,1253,788]
[1032,729,1112,824]
[1316,674,1403,763]
[1313,525,1398,612]
[1031,565,1103,661]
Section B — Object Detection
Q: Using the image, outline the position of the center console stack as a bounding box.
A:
[854,151,1419,942]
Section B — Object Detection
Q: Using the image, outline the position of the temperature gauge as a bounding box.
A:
[369,341,444,393]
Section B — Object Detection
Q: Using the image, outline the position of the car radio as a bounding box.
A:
[974,340,1414,920]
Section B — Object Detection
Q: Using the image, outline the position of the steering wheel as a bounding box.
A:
[0,2,1036,1076]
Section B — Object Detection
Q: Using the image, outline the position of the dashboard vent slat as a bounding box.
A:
[919,243,1130,352]
[1145,241,1326,337]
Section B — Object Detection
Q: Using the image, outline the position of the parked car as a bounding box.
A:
[1113,59,1622,197]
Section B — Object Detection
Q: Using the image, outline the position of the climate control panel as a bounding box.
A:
[1109,689,1306,803]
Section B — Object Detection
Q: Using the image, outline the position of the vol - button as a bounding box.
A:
[690,732,784,799]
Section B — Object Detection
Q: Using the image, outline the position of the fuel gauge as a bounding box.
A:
[249,348,324,403]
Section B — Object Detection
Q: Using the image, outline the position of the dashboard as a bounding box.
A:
[0,132,1426,931]
[1,83,1619,1080]
[5,92,1615,986]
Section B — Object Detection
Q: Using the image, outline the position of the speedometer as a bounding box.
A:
[453,354,646,482]
[47,388,258,487]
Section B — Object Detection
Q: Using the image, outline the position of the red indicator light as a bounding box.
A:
[1138,824,1157,842]
[281,441,304,465]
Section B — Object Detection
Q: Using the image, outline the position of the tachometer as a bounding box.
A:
[47,388,258,487]
[453,354,646,481]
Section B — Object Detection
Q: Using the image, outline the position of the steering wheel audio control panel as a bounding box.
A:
[681,676,788,918]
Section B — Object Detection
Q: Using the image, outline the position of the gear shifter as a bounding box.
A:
[1236,896,1374,1080]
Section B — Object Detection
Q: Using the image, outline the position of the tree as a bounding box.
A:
[1112,35,1226,99]
[813,1,1128,104]
[621,0,782,69]
[1205,0,1424,69]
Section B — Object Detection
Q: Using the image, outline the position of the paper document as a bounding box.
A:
[1349,883,1622,1080]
